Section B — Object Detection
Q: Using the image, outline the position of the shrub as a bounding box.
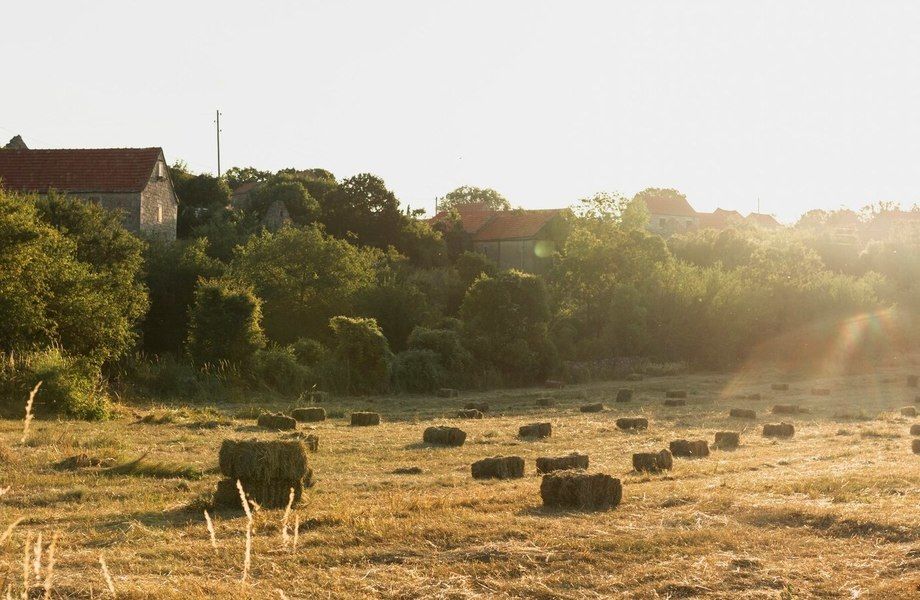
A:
[187,279,266,367]
[324,316,392,395]
[292,338,327,366]
[391,349,444,393]
[354,283,433,351]
[249,345,313,396]
[0,348,111,420]
[407,326,472,378]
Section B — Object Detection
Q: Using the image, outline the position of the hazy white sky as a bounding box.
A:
[3,1,920,222]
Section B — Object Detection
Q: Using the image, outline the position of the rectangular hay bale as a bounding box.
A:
[535,453,589,474]
[218,439,310,481]
[540,472,622,510]
[213,476,309,510]
[615,417,648,431]
[519,422,552,438]
[423,426,467,446]
[615,389,633,403]
[729,408,756,419]
[713,431,740,450]
[669,439,710,458]
[351,412,380,426]
[257,413,297,430]
[579,403,604,413]
[763,422,795,438]
[291,407,326,422]
[471,456,525,479]
[456,409,483,419]
[632,449,672,473]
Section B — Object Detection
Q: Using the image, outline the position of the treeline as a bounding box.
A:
[1,174,916,420]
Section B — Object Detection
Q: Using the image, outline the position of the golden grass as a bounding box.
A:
[0,365,919,597]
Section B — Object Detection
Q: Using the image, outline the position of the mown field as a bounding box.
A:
[1,365,919,599]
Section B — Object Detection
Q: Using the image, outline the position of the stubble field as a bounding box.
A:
[1,365,919,599]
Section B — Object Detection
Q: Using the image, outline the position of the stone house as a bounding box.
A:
[643,194,699,235]
[429,203,567,273]
[0,140,178,240]
[230,180,292,231]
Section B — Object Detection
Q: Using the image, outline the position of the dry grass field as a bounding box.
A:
[1,364,919,599]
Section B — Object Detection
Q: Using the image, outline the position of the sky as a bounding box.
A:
[3,1,920,223]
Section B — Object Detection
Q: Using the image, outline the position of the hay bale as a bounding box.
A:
[663,398,686,407]
[456,408,484,419]
[257,413,297,430]
[392,466,422,475]
[910,424,920,436]
[747,393,762,401]
[540,472,622,510]
[632,450,673,473]
[535,453,589,474]
[543,379,566,389]
[437,388,460,398]
[914,439,920,454]
[625,373,644,381]
[908,375,919,388]
[616,417,649,431]
[350,412,380,426]
[464,402,489,412]
[218,439,310,481]
[616,389,633,403]
[291,407,326,422]
[580,403,604,413]
[535,396,556,407]
[519,422,552,438]
[900,406,918,417]
[729,408,756,419]
[471,456,525,479]
[669,440,710,458]
[771,383,789,391]
[423,426,467,446]
[713,431,740,450]
[772,404,800,415]
[811,388,831,396]
[666,390,687,399]
[213,477,309,510]
[763,422,795,438]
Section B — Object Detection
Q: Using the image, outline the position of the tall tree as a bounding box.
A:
[438,186,510,211]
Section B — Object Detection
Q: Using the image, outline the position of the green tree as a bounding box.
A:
[438,186,510,211]
[231,225,378,343]
[142,238,225,354]
[224,166,271,190]
[325,316,392,394]
[170,162,233,237]
[248,175,320,225]
[460,270,556,384]
[187,278,265,366]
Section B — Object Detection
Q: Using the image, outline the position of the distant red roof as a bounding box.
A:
[698,208,744,229]
[428,204,563,241]
[747,212,782,228]
[642,194,697,217]
[0,148,163,194]
[473,209,562,241]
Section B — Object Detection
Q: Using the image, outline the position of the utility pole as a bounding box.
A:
[215,109,222,177]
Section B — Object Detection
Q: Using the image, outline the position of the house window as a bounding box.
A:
[659,218,667,228]
[157,162,166,180]
[157,204,163,223]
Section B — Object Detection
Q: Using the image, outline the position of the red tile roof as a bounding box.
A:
[642,194,697,217]
[428,204,563,241]
[746,212,782,228]
[698,208,744,229]
[473,209,562,241]
[0,148,163,194]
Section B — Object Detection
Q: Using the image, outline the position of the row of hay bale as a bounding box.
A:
[256,410,383,430]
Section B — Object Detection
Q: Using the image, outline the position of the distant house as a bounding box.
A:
[643,195,699,235]
[0,138,178,240]
[230,180,292,231]
[697,208,744,230]
[746,212,782,229]
[429,203,567,273]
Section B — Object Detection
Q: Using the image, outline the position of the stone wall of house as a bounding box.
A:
[74,192,142,233]
[472,238,552,274]
[647,214,698,236]
[139,158,178,240]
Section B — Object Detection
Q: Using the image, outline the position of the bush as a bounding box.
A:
[391,349,444,393]
[249,345,314,396]
[324,316,392,395]
[292,338,327,366]
[460,270,557,384]
[407,327,472,374]
[354,283,433,352]
[187,279,266,367]
[0,348,111,420]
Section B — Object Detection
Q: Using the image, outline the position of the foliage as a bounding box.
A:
[249,345,314,396]
[455,251,497,289]
[390,349,444,393]
[354,283,433,352]
[0,348,111,420]
[292,338,328,366]
[460,270,557,384]
[224,166,271,190]
[142,238,225,354]
[170,162,233,237]
[248,175,320,225]
[407,326,472,374]
[0,191,147,363]
[231,225,378,343]
[187,279,266,366]
[438,186,511,211]
[324,316,392,395]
